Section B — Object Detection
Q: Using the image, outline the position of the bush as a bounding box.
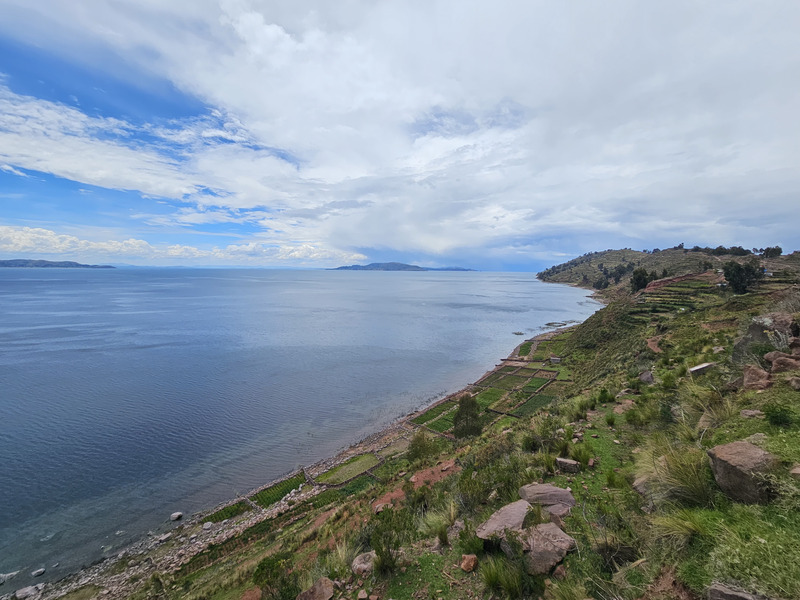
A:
[458,523,485,555]
[605,413,616,427]
[406,430,438,462]
[370,508,413,576]
[253,552,300,600]
[764,402,794,428]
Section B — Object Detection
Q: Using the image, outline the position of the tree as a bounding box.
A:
[722,259,764,293]
[762,246,782,258]
[453,394,482,438]
[631,268,651,292]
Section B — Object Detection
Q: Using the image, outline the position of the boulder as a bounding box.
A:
[357,591,367,600]
[202,522,213,531]
[639,371,655,384]
[707,582,759,600]
[707,441,778,503]
[555,457,581,473]
[296,577,334,600]
[790,465,800,480]
[742,365,771,390]
[789,377,800,392]
[518,484,576,508]
[30,569,45,578]
[772,356,800,373]
[170,512,183,521]
[14,586,40,600]
[476,499,530,539]
[0,571,20,585]
[523,523,576,575]
[351,551,376,576]
[460,554,478,572]
[739,410,764,419]
[763,350,792,364]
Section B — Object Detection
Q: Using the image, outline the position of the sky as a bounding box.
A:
[0,1,798,271]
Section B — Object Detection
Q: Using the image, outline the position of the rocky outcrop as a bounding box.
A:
[351,551,376,576]
[476,499,530,539]
[707,441,778,503]
[296,577,333,600]
[742,365,771,390]
[523,523,576,575]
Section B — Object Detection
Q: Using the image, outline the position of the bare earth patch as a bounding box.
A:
[371,459,461,512]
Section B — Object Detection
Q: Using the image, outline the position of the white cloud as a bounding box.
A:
[1,164,28,177]
[0,1,798,265]
[0,225,365,266]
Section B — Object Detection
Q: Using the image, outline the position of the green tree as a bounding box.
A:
[453,394,482,438]
[722,259,764,293]
[631,267,650,292]
[762,246,782,258]
[253,552,299,600]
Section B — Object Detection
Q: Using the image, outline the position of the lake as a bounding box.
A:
[0,268,600,585]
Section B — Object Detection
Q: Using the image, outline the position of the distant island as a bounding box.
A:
[0,259,114,269]
[332,262,474,271]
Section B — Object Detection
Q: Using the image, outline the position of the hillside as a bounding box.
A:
[26,249,800,600]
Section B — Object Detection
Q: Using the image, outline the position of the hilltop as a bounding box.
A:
[22,247,800,600]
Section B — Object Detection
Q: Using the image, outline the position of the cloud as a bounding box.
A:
[0,225,366,266]
[1,164,28,177]
[0,1,798,267]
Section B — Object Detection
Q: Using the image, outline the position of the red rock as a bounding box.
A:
[742,365,771,390]
[772,356,800,373]
[460,554,478,572]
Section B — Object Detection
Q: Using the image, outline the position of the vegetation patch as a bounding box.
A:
[411,401,455,425]
[250,473,306,509]
[316,454,379,485]
[513,394,557,417]
[475,387,505,410]
[205,501,251,523]
[522,377,550,393]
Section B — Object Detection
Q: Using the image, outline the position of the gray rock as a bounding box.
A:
[555,457,581,473]
[202,522,213,531]
[0,571,19,585]
[170,512,183,521]
[14,586,39,599]
[30,569,44,578]
[707,582,759,600]
[740,410,764,419]
[708,441,778,503]
[638,371,655,384]
[518,483,576,508]
[523,522,576,575]
[476,499,531,540]
[296,577,334,600]
[351,551,376,576]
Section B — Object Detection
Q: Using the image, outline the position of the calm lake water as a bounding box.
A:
[0,268,600,585]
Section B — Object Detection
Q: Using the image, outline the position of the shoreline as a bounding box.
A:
[7,315,596,600]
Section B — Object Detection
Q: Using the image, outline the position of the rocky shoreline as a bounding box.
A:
[0,325,575,600]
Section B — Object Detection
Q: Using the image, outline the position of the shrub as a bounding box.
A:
[480,554,523,599]
[651,508,718,551]
[370,508,413,576]
[406,430,438,462]
[458,523,485,555]
[764,402,794,427]
[570,444,592,467]
[419,510,449,546]
[605,413,616,427]
[636,438,716,507]
[253,552,300,600]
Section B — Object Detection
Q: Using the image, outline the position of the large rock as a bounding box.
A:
[556,457,581,473]
[763,350,792,364]
[170,512,183,521]
[351,551,376,576]
[518,483,576,524]
[14,586,41,600]
[523,523,576,575]
[742,365,771,390]
[707,582,759,600]
[296,577,333,600]
[460,554,478,572]
[772,356,800,373]
[476,499,530,539]
[707,441,778,503]
[0,571,19,585]
[639,371,655,384]
[519,483,576,508]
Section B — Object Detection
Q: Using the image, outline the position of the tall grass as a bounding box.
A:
[635,435,716,507]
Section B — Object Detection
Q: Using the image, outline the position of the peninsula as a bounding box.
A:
[0,259,114,269]
[333,262,474,271]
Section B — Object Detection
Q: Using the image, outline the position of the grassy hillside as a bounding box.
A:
[44,249,800,600]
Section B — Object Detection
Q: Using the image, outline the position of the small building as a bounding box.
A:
[550,356,562,364]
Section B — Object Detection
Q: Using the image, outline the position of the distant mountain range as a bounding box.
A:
[0,259,114,269]
[332,262,474,271]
